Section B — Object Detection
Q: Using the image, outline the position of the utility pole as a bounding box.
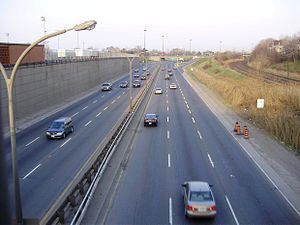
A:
[189,39,192,55]
[6,33,9,44]
[0,82,11,225]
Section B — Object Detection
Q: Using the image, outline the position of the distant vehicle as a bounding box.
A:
[144,113,158,126]
[134,68,139,73]
[182,181,216,218]
[165,74,170,80]
[169,83,177,89]
[146,70,150,75]
[140,74,147,80]
[155,88,163,94]
[167,68,172,73]
[168,71,173,76]
[133,74,140,78]
[101,83,112,91]
[46,117,74,139]
[120,81,128,88]
[133,80,141,88]
[143,67,147,71]
[173,66,177,70]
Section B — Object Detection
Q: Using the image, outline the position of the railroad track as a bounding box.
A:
[229,60,300,84]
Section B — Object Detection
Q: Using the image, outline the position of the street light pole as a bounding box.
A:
[126,56,135,110]
[0,20,97,225]
[143,29,147,69]
[189,39,192,55]
[162,35,164,55]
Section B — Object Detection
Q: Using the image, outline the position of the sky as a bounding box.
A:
[0,0,300,52]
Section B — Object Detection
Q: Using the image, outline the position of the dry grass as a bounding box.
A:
[188,59,300,152]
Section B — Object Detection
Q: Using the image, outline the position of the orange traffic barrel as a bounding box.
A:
[236,124,241,135]
[244,126,249,139]
[234,122,239,132]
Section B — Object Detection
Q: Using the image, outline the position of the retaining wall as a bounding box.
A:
[0,57,138,130]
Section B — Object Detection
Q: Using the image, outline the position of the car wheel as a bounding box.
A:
[70,126,74,133]
[62,133,66,139]
[144,123,146,127]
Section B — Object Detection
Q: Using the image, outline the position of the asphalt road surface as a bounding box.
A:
[101,62,299,224]
[3,63,156,219]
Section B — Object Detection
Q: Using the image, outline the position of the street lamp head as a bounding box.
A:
[73,20,97,31]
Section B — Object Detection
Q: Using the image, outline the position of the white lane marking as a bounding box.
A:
[166,99,169,104]
[197,130,203,139]
[185,100,188,104]
[167,106,169,111]
[166,94,168,97]
[111,100,116,104]
[96,112,102,117]
[169,198,173,225]
[167,116,169,123]
[60,137,72,147]
[207,153,215,168]
[236,140,300,216]
[188,109,192,114]
[85,120,92,127]
[186,104,190,109]
[23,164,41,179]
[117,95,121,99]
[168,153,171,168]
[123,91,125,95]
[82,106,88,111]
[225,196,240,225]
[183,97,186,100]
[167,130,170,139]
[191,117,195,124]
[104,106,109,111]
[93,100,98,104]
[25,137,40,147]
[71,112,79,118]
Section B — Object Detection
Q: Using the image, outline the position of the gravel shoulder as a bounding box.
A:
[182,66,300,216]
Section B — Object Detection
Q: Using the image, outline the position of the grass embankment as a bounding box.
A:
[188,58,300,152]
[270,61,300,74]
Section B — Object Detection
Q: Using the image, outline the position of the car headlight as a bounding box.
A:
[56,132,63,135]
[46,132,50,135]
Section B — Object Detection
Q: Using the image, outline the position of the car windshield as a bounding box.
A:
[189,191,213,202]
[50,121,64,129]
[145,114,156,119]
[102,83,110,86]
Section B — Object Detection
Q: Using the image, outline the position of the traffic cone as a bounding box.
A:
[244,126,249,139]
[234,122,239,132]
[236,124,241,135]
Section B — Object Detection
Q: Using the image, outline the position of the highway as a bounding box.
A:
[96,62,300,224]
[3,63,157,219]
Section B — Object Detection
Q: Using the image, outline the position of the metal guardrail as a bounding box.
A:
[38,65,160,225]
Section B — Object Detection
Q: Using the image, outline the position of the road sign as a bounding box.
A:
[257,99,264,108]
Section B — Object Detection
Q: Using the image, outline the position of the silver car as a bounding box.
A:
[182,181,216,218]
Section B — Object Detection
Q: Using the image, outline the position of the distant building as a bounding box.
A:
[0,42,44,65]
[269,40,284,53]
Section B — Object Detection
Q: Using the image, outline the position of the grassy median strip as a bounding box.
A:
[187,58,300,152]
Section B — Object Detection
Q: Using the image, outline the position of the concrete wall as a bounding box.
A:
[1,57,138,129]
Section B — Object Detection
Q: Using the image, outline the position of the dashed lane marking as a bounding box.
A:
[82,106,88,111]
[197,130,203,139]
[71,112,79,118]
[23,164,41,179]
[25,137,40,147]
[60,137,72,148]
[207,153,215,168]
[191,117,195,123]
[225,196,240,225]
[96,112,102,117]
[85,120,92,127]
